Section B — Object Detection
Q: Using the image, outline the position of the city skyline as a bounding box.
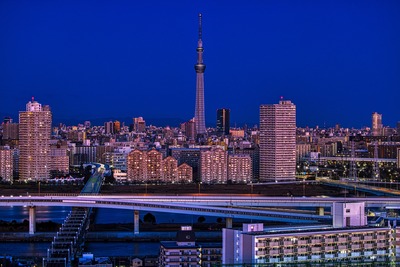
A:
[1,1,399,128]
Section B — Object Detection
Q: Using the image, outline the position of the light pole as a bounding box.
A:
[38,181,41,196]
[198,182,202,194]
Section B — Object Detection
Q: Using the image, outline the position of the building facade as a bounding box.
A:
[146,149,163,182]
[133,117,146,133]
[177,163,193,183]
[200,148,227,184]
[0,146,13,182]
[227,154,252,183]
[260,100,296,182]
[372,112,383,136]
[49,142,69,177]
[163,156,178,183]
[127,150,147,182]
[19,99,52,181]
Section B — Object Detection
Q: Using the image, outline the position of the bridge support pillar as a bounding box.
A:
[29,206,36,235]
[134,210,140,234]
[316,207,324,216]
[226,217,233,229]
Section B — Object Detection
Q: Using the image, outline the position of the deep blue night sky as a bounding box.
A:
[1,0,399,128]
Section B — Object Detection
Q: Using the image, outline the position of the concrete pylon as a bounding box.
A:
[29,206,36,235]
[134,210,140,234]
[316,207,324,216]
[226,217,233,229]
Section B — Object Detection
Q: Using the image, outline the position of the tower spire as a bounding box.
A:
[198,13,202,42]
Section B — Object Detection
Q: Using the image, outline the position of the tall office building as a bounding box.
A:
[372,112,383,136]
[260,100,296,182]
[216,108,230,135]
[194,13,206,137]
[19,98,52,181]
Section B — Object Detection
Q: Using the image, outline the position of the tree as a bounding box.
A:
[143,213,156,224]
[197,216,206,223]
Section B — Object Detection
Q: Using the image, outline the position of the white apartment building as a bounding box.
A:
[260,100,296,182]
[223,202,395,265]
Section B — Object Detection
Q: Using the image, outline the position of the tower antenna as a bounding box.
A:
[198,13,202,41]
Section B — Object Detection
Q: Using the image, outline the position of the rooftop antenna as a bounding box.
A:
[372,141,380,180]
[349,140,357,182]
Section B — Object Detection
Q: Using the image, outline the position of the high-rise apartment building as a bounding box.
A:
[19,98,52,181]
[69,145,97,165]
[127,150,147,182]
[228,154,252,183]
[133,117,146,133]
[200,147,227,184]
[146,149,163,182]
[372,112,383,136]
[0,146,13,183]
[162,156,178,183]
[194,13,206,137]
[260,100,296,182]
[49,142,69,177]
[181,118,196,141]
[170,147,201,182]
[232,146,260,182]
[177,163,193,183]
[216,108,230,136]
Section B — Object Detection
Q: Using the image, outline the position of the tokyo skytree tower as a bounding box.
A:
[194,13,206,136]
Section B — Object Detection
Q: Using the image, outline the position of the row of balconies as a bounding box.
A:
[163,257,200,262]
[257,242,391,252]
[257,252,392,262]
[256,247,392,257]
[260,232,387,243]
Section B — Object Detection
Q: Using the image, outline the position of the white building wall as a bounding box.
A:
[332,202,366,228]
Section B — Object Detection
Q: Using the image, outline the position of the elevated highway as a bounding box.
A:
[0,195,331,223]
